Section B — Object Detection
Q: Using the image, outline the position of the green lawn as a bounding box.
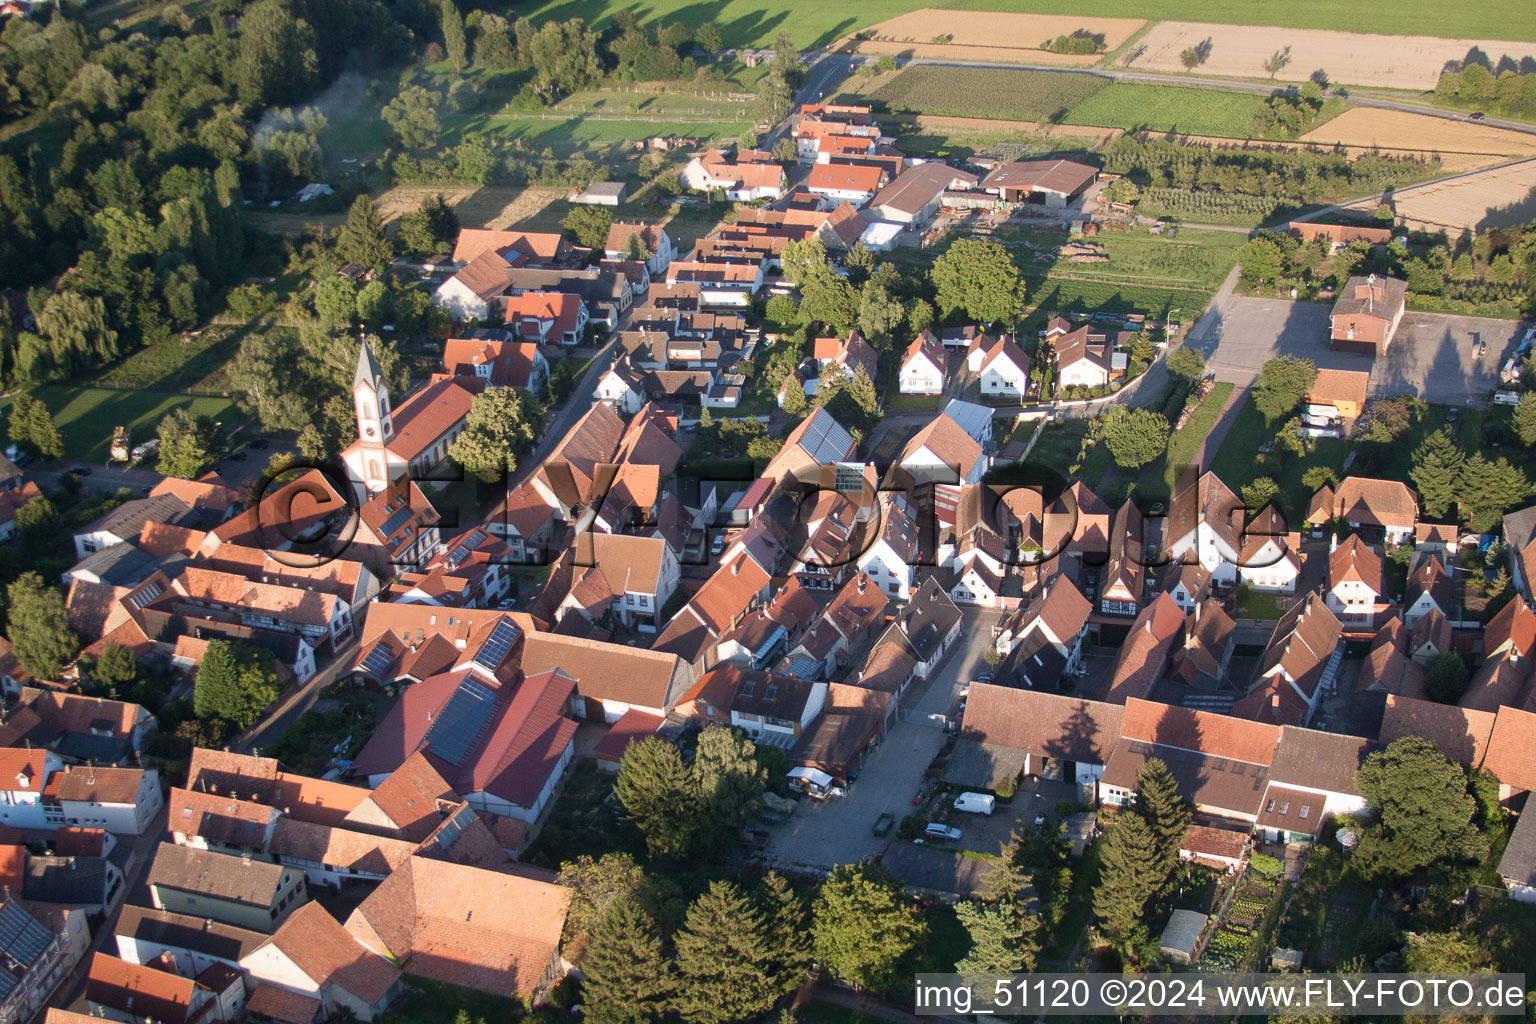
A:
[377,976,525,1024]
[1136,380,1234,499]
[511,0,1536,49]
[885,393,942,413]
[0,386,238,464]
[1208,394,1350,525]
[461,114,751,146]
[870,67,1105,122]
[1062,83,1271,137]
[89,329,242,392]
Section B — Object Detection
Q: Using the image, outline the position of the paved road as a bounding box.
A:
[761,607,1001,871]
[233,636,361,754]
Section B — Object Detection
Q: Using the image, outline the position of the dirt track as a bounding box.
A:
[847,9,1143,64]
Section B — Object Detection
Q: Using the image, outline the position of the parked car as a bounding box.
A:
[1447,406,1460,423]
[1470,111,1486,120]
[976,672,994,685]
[924,823,962,842]
[1033,812,1047,827]
[710,533,726,556]
[954,792,996,815]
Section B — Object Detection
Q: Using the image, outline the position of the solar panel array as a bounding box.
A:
[127,580,164,609]
[0,901,53,997]
[472,618,522,672]
[799,411,854,465]
[379,505,414,537]
[422,679,498,766]
[359,644,395,677]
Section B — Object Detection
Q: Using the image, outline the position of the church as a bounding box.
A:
[341,341,477,497]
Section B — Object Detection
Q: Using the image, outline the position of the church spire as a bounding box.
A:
[355,338,385,391]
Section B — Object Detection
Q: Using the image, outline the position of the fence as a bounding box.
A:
[84,379,232,398]
[489,110,750,124]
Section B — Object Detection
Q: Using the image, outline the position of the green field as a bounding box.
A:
[511,0,1536,49]
[1,387,238,464]
[466,115,751,146]
[1137,380,1234,498]
[870,67,1104,122]
[1061,83,1270,137]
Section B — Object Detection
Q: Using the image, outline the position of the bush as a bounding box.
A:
[1248,853,1283,879]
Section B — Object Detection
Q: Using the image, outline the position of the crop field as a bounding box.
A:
[870,67,1105,122]
[513,0,1536,49]
[1172,134,1506,174]
[1124,21,1536,90]
[1060,83,1269,137]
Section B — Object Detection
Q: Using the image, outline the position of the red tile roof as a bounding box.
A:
[259,901,400,1005]
[1379,693,1496,767]
[807,162,886,194]
[86,953,200,1024]
[1121,696,1281,766]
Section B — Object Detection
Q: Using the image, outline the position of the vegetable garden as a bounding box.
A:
[1200,861,1286,970]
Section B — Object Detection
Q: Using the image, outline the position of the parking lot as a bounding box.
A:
[1197,294,1531,406]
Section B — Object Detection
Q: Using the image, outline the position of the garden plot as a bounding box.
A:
[1122,21,1536,90]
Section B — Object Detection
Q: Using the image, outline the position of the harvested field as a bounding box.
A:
[1123,21,1536,90]
[851,9,1143,53]
[250,186,560,236]
[907,114,1120,146]
[1300,108,1536,159]
[848,39,1100,65]
[1340,158,1536,232]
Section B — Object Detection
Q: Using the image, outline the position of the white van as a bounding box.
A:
[953,792,996,815]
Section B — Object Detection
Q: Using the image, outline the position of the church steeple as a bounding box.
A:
[353,340,393,445]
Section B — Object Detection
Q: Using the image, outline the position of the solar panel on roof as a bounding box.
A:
[359,645,394,677]
[127,580,164,609]
[380,506,414,536]
[472,617,522,671]
[421,679,498,766]
[0,901,53,987]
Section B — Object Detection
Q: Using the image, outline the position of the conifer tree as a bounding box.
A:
[581,898,674,1024]
[1135,758,1193,876]
[674,880,780,1023]
[757,871,812,996]
[955,899,1040,973]
[1092,812,1162,942]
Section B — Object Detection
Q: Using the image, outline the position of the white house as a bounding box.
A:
[978,336,1032,398]
[1325,535,1383,628]
[898,332,948,395]
[680,151,787,201]
[806,163,887,207]
[0,751,162,834]
[1165,472,1245,586]
[604,222,674,277]
[857,493,918,600]
[241,902,401,1022]
[1238,513,1303,593]
[594,358,647,414]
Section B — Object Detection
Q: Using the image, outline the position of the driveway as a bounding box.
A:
[761,608,1001,872]
[1199,291,1530,405]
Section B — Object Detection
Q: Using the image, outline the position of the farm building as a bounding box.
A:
[571,181,628,206]
[1287,221,1392,250]
[807,163,889,207]
[1329,275,1407,355]
[869,162,979,227]
[859,222,903,253]
[980,159,1097,207]
[1306,368,1371,420]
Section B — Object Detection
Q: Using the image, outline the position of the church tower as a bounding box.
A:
[353,340,394,445]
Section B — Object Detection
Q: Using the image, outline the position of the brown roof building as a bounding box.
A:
[1329,274,1407,354]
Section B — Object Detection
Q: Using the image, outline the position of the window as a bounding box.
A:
[1299,805,1310,819]
[1277,801,1290,815]
[1265,799,1275,813]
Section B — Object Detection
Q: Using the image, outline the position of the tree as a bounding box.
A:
[856,281,905,343]
[1424,651,1469,705]
[1179,47,1200,69]
[1354,736,1488,880]
[37,291,118,373]
[447,386,543,483]
[383,84,443,149]
[527,19,602,98]
[580,898,675,1024]
[157,407,220,479]
[85,640,140,694]
[674,881,780,1023]
[1251,355,1316,423]
[1515,394,1536,445]
[296,424,330,463]
[1092,811,1160,945]
[14,495,55,539]
[314,276,357,327]
[1237,236,1284,284]
[438,0,467,70]
[562,205,613,251]
[1102,408,1170,470]
[336,195,393,268]
[1241,477,1279,513]
[757,872,812,996]
[696,22,722,52]
[1264,45,1293,78]
[615,736,697,859]
[908,298,935,336]
[234,0,318,108]
[6,394,63,459]
[955,899,1039,973]
[1361,396,1411,444]
[692,724,767,854]
[771,137,798,163]
[812,864,926,991]
[780,374,807,414]
[930,237,1028,325]
[764,294,799,328]
[1302,465,1338,492]
[1411,429,1466,519]
[757,67,794,122]
[396,193,459,257]
[557,853,655,963]
[1135,759,1192,876]
[356,280,392,331]
[1166,345,1205,381]
[1459,454,1531,533]
[194,639,281,730]
[1404,930,1492,973]
[5,573,78,680]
